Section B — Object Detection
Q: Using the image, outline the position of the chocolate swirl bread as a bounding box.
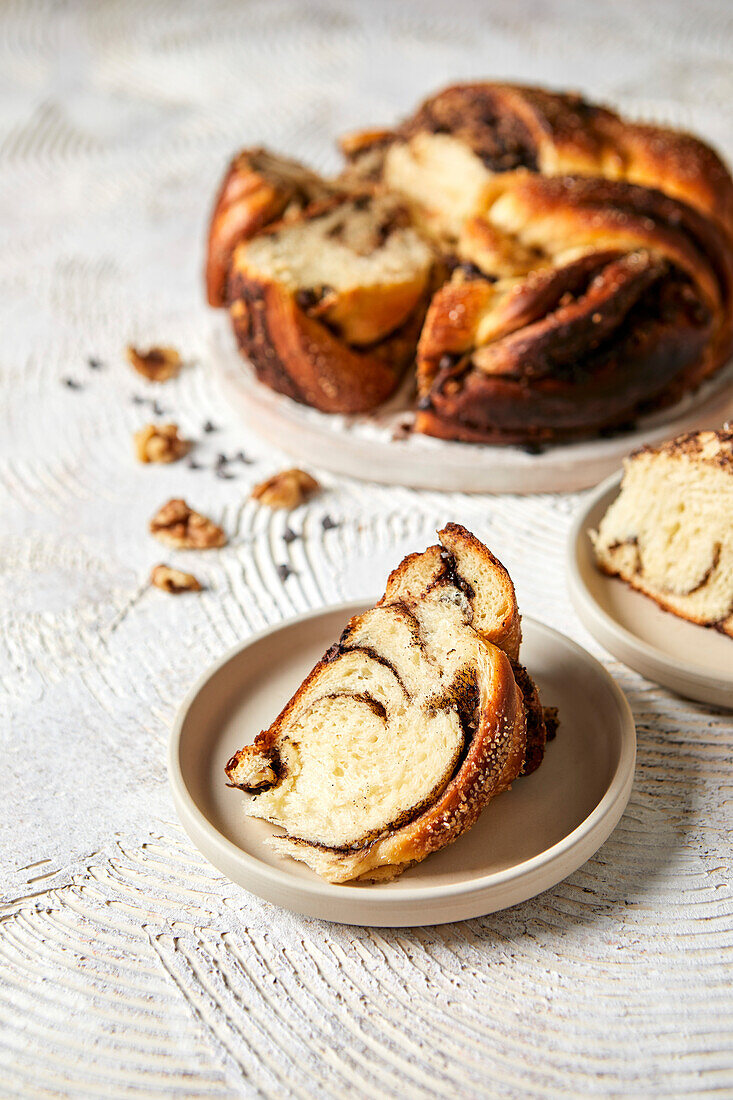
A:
[225,190,435,413]
[592,428,733,637]
[208,83,733,442]
[225,524,553,883]
[206,149,337,308]
[413,171,733,443]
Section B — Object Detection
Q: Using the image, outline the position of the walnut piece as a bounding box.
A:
[126,345,181,382]
[251,468,321,509]
[134,423,190,464]
[150,564,202,593]
[150,499,227,549]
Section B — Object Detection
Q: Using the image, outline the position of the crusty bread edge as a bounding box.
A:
[268,642,526,882]
[594,555,733,639]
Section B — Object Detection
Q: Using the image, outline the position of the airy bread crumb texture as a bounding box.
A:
[235,193,434,347]
[226,523,545,883]
[592,428,733,636]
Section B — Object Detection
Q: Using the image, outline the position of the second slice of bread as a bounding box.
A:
[591,429,733,637]
[226,523,551,882]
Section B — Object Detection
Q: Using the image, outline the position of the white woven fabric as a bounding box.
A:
[1,1,731,1095]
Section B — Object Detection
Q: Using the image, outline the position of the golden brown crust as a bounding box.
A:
[437,521,523,659]
[207,83,733,439]
[206,149,336,307]
[353,647,525,877]
[415,172,733,442]
[225,524,551,881]
[378,523,523,661]
[339,127,396,161]
[227,268,421,414]
[347,82,733,233]
[227,607,527,881]
[225,193,433,414]
[592,427,733,639]
[597,119,733,236]
[595,558,733,640]
[630,426,733,470]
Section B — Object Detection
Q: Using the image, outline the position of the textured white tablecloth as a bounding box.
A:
[1,2,732,1096]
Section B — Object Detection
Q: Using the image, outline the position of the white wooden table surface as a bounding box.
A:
[1,2,731,1096]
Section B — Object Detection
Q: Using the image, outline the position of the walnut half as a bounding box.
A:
[151,564,202,593]
[134,423,190,464]
[127,345,182,382]
[251,468,320,509]
[150,499,227,549]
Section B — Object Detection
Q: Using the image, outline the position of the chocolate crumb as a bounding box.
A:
[203,420,217,433]
[277,563,294,581]
[321,515,339,531]
[216,468,236,479]
[295,288,320,311]
[151,400,166,416]
[522,442,545,456]
[187,459,202,470]
[543,706,560,741]
[235,450,253,465]
[458,262,486,280]
[88,357,103,370]
[283,527,299,544]
[63,378,82,390]
[132,394,146,405]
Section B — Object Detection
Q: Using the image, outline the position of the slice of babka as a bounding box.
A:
[225,191,436,413]
[206,148,338,307]
[225,523,553,883]
[591,428,733,637]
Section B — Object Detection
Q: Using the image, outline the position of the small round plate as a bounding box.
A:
[211,315,733,494]
[168,602,636,926]
[568,472,733,709]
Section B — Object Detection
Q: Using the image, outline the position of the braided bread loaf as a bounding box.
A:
[208,83,733,443]
[225,524,552,883]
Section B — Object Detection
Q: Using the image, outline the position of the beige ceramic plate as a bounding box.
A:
[568,473,733,709]
[211,315,733,494]
[168,603,636,926]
